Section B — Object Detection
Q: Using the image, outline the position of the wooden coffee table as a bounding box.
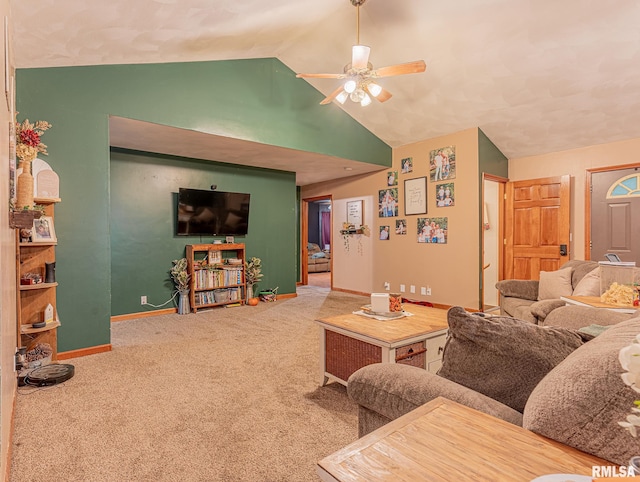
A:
[317,397,610,481]
[315,304,448,386]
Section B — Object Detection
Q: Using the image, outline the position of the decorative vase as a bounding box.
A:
[45,262,56,283]
[16,157,36,210]
[178,290,190,315]
[247,284,254,302]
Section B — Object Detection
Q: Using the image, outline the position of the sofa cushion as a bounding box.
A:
[307,243,322,255]
[537,267,573,300]
[347,363,523,429]
[437,307,587,413]
[564,260,600,288]
[500,297,536,323]
[541,305,634,330]
[523,316,640,465]
[572,267,600,296]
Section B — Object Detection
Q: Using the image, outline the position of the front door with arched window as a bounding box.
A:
[590,166,640,262]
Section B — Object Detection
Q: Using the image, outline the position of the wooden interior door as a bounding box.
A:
[504,175,571,280]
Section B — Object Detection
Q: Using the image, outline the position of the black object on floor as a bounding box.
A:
[24,364,75,387]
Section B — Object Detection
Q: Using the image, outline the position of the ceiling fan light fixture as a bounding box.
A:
[350,89,365,103]
[296,0,426,106]
[367,82,382,97]
[344,79,357,93]
[351,45,371,70]
[336,90,349,104]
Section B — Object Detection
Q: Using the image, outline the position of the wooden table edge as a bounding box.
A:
[317,397,611,481]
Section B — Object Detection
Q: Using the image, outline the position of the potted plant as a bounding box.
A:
[244,257,263,305]
[170,258,191,314]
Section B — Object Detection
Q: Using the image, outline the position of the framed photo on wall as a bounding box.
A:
[378,188,398,217]
[346,200,363,227]
[429,146,456,182]
[33,216,56,243]
[436,182,455,207]
[401,157,413,174]
[404,177,427,215]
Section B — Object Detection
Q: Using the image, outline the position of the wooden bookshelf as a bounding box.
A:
[16,199,60,360]
[186,243,246,312]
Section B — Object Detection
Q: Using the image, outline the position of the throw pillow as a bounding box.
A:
[311,252,326,259]
[571,267,600,297]
[537,267,573,300]
[437,307,587,413]
[523,317,640,466]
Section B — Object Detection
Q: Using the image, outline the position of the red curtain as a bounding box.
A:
[321,211,331,249]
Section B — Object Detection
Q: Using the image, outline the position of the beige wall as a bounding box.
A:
[508,137,640,260]
[302,128,482,309]
[0,1,16,480]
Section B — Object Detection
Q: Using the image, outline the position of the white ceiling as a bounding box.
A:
[11,0,640,184]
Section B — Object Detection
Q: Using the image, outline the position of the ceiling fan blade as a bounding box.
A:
[296,73,344,79]
[364,84,392,103]
[373,60,427,78]
[352,45,371,70]
[319,85,346,105]
[374,87,393,103]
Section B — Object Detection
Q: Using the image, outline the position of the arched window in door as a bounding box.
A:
[606,173,640,198]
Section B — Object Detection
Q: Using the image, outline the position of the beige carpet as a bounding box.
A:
[307,272,331,289]
[11,286,368,482]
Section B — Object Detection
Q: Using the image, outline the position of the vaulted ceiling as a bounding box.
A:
[11,0,640,176]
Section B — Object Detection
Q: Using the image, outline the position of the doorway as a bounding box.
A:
[301,195,332,287]
[482,174,506,312]
[587,164,640,262]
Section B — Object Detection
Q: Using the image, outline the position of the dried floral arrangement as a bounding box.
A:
[16,117,52,162]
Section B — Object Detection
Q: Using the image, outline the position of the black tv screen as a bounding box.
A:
[177,188,250,236]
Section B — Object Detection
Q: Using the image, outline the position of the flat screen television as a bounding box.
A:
[177,188,250,236]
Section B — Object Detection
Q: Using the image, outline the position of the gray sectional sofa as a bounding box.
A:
[347,307,640,466]
[495,259,600,323]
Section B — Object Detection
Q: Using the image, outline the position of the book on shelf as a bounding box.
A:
[194,267,243,289]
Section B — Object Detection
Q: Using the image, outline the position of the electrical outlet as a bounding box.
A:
[399,284,405,293]
[410,285,416,293]
[384,282,390,291]
[421,287,427,295]
[427,286,432,296]
[141,296,147,305]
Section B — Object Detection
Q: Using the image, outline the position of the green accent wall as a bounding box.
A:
[110,149,295,316]
[478,128,508,178]
[16,58,391,352]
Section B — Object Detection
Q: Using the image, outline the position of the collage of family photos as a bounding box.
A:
[378,147,455,243]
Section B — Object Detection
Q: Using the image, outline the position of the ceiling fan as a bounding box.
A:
[296,0,426,107]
